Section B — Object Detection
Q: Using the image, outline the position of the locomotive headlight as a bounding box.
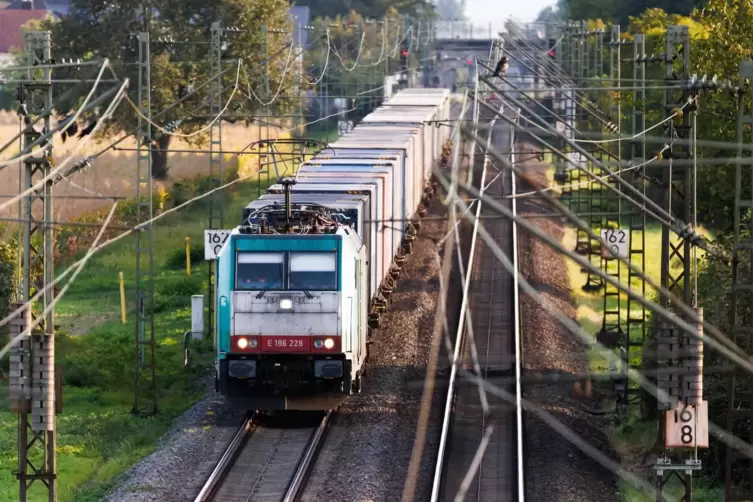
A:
[237,337,248,349]
[279,298,293,310]
[313,339,324,349]
[324,338,335,349]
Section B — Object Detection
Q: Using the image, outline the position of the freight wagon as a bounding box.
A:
[211,88,452,410]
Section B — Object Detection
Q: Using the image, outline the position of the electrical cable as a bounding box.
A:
[0,79,129,213]
[123,59,243,138]
[0,58,112,169]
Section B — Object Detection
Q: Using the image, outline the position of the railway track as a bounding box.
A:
[194,411,331,502]
[432,94,523,500]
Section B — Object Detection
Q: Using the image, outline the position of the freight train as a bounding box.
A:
[212,88,452,410]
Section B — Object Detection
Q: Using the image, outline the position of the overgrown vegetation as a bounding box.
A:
[562,0,753,494]
[0,150,303,499]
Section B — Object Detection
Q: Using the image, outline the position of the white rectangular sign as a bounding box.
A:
[665,401,709,449]
[204,230,231,260]
[600,228,629,259]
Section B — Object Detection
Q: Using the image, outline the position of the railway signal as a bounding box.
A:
[400,45,408,72]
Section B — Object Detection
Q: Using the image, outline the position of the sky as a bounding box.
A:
[464,0,555,28]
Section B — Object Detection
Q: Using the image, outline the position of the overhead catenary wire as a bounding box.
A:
[0,202,119,361]
[450,129,753,377]
[437,165,753,463]
[0,78,130,214]
[510,145,670,199]
[123,59,243,138]
[470,79,715,259]
[0,58,113,169]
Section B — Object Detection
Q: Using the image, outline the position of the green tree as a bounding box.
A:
[558,0,707,26]
[689,0,753,230]
[43,0,298,179]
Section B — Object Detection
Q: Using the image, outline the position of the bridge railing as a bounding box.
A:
[433,20,504,41]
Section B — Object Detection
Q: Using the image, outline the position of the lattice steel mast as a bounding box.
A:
[12,29,58,502]
[132,31,157,415]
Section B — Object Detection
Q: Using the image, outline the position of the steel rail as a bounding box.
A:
[282,411,332,502]
[193,414,256,502]
[430,102,493,502]
[510,109,524,502]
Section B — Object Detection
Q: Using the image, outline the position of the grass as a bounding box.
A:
[557,169,721,500]
[563,184,723,502]
[0,125,326,500]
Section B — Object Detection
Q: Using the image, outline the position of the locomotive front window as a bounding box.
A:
[236,252,284,290]
[288,252,337,290]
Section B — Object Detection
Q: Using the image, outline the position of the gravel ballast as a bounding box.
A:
[300,196,449,502]
[517,152,618,502]
[104,377,246,502]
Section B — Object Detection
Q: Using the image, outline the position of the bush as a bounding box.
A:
[152,275,204,313]
[166,245,204,270]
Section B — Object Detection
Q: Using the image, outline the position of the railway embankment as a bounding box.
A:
[0,167,273,501]
[516,149,618,501]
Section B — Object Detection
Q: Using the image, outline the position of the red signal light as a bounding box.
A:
[401,49,408,57]
[466,58,472,65]
[548,50,555,57]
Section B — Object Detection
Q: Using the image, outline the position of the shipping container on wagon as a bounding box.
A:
[359,107,438,161]
[345,118,433,200]
[297,161,399,277]
[351,124,428,198]
[374,104,451,159]
[319,138,416,224]
[325,137,418,231]
[385,89,452,122]
[312,148,410,230]
[333,132,424,231]
[385,87,450,109]
[295,162,396,291]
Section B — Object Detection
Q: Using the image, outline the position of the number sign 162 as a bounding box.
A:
[600,228,629,260]
[204,230,230,260]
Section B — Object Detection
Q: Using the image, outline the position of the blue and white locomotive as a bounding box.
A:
[212,88,452,410]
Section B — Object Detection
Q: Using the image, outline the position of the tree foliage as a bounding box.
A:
[558,0,707,26]
[304,10,400,128]
[576,1,753,488]
[43,0,298,179]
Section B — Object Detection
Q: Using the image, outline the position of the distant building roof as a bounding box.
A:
[288,6,310,47]
[0,9,51,53]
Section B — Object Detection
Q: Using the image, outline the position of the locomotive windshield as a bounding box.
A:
[289,252,337,290]
[236,252,284,290]
[234,251,337,291]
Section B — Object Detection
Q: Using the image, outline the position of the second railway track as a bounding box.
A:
[432,88,524,500]
[195,411,331,502]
